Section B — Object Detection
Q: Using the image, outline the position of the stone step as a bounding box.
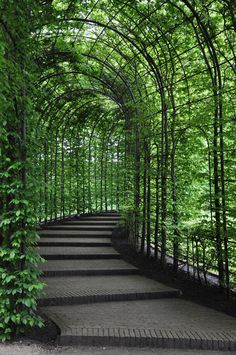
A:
[39,246,121,260]
[44,225,116,231]
[39,230,112,238]
[39,275,181,306]
[78,217,122,221]
[93,214,121,218]
[40,259,140,277]
[38,237,112,247]
[61,220,119,225]
[80,212,120,217]
[41,299,236,350]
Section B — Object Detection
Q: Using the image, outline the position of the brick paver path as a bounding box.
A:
[39,212,236,350]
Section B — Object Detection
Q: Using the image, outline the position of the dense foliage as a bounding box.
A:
[0,0,235,340]
[0,0,44,341]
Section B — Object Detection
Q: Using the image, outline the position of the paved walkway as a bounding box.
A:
[39,212,236,351]
[1,342,234,355]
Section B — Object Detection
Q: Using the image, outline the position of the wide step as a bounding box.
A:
[78,216,122,221]
[39,246,120,260]
[39,275,181,306]
[42,299,236,350]
[38,237,112,247]
[61,220,119,225]
[40,259,139,277]
[44,225,116,231]
[39,230,112,238]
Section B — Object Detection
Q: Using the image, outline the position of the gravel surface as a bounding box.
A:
[0,341,234,355]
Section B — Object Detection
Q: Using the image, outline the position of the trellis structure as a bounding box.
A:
[0,0,235,341]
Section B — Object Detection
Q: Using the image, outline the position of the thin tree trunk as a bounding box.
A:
[105,142,108,211]
[61,137,65,218]
[134,117,140,249]
[171,135,178,272]
[161,105,168,267]
[54,136,58,219]
[146,145,151,258]
[100,138,104,211]
[116,142,120,210]
[76,141,79,215]
[94,144,97,211]
[44,142,48,221]
[110,149,114,210]
[213,109,224,289]
[88,138,92,212]
[154,151,160,260]
[82,136,85,213]
[141,145,147,254]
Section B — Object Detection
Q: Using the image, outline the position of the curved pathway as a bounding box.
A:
[39,212,236,351]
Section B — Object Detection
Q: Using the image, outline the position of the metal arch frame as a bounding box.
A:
[28,1,236,290]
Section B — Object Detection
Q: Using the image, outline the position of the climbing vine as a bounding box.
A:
[0,1,44,341]
[0,0,235,341]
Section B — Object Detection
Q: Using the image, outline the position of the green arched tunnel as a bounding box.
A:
[0,0,235,340]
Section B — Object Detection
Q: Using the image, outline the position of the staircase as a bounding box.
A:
[39,212,236,350]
